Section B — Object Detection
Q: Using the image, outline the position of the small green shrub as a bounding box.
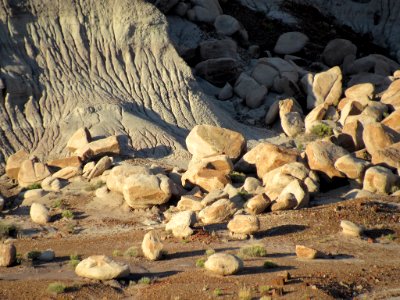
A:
[124,246,139,258]
[238,287,252,300]
[386,233,396,241]
[205,249,215,257]
[0,222,19,238]
[26,250,41,260]
[263,260,279,269]
[112,249,122,257]
[26,183,41,190]
[85,180,105,191]
[238,244,267,258]
[196,258,205,268]
[138,277,151,284]
[259,285,271,294]
[230,171,247,183]
[213,288,222,297]
[310,124,333,137]
[69,254,80,268]
[52,199,64,208]
[47,282,66,294]
[62,210,74,219]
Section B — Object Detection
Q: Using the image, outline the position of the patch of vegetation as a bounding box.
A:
[296,142,304,151]
[112,249,122,257]
[263,260,279,269]
[259,285,272,294]
[62,210,74,219]
[26,250,41,260]
[196,258,205,268]
[69,254,80,268]
[124,246,139,258]
[238,287,252,300]
[213,288,222,297]
[15,253,23,265]
[391,185,400,194]
[238,190,250,197]
[205,249,215,257]
[26,183,41,190]
[386,233,396,241]
[0,222,19,238]
[230,171,247,183]
[181,239,190,244]
[47,282,66,295]
[138,277,151,285]
[238,244,267,258]
[260,296,272,300]
[66,222,77,234]
[85,180,105,192]
[52,199,65,209]
[310,124,333,137]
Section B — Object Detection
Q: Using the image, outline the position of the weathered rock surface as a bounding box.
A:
[106,165,152,194]
[18,159,51,188]
[274,32,309,54]
[5,150,29,180]
[75,255,130,280]
[363,166,398,195]
[227,214,260,236]
[245,194,270,215]
[67,128,91,152]
[295,245,321,259]
[198,199,237,224]
[334,155,370,180]
[142,231,164,261]
[165,211,196,238]
[30,203,50,225]
[340,220,363,237]
[0,243,16,267]
[204,253,243,276]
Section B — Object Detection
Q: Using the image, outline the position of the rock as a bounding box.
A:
[214,15,241,36]
[382,110,400,132]
[142,231,164,261]
[344,83,374,101]
[188,0,222,23]
[76,136,120,159]
[342,121,365,151]
[242,177,262,194]
[334,155,370,180]
[260,57,298,82]
[381,79,400,110]
[274,32,309,55]
[41,176,62,192]
[177,195,204,211]
[38,249,55,262]
[18,158,51,188]
[107,165,152,194]
[304,103,328,132]
[278,98,302,118]
[234,73,262,99]
[95,186,109,198]
[52,166,82,180]
[198,198,237,224]
[279,179,309,209]
[66,127,91,152]
[30,203,50,225]
[371,142,400,170]
[123,174,173,208]
[86,156,112,179]
[195,58,240,86]
[322,39,357,67]
[75,255,129,280]
[306,141,349,178]
[340,220,363,237]
[236,143,300,179]
[218,83,233,100]
[186,125,245,160]
[363,166,398,195]
[22,189,47,199]
[339,101,364,125]
[271,193,298,211]
[0,195,4,212]
[281,112,304,137]
[201,189,228,206]
[295,245,321,259]
[251,63,279,88]
[245,194,270,215]
[204,253,243,276]
[199,39,238,61]
[165,210,196,238]
[307,66,342,109]
[47,156,82,170]
[363,123,398,156]
[5,150,29,180]
[227,214,260,236]
[0,243,16,267]
[264,100,280,125]
[246,85,267,109]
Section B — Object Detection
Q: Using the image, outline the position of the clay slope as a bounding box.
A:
[0,0,267,166]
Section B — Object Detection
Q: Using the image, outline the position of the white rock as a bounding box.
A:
[75,255,130,280]
[41,176,62,192]
[204,253,243,276]
[30,203,50,225]
[142,231,164,261]
[340,220,363,237]
[165,211,196,239]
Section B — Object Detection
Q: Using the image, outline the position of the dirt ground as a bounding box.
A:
[1,172,400,300]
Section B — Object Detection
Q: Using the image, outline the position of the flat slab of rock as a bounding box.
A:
[75,255,129,280]
[47,156,82,169]
[204,253,243,276]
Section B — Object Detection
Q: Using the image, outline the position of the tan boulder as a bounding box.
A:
[18,158,51,188]
[278,98,302,118]
[75,255,129,280]
[204,253,243,276]
[339,101,363,125]
[371,142,400,170]
[67,127,91,152]
[340,220,363,237]
[5,150,29,180]
[30,203,50,225]
[52,166,82,180]
[381,79,400,110]
[198,198,237,224]
[0,243,16,267]
[279,179,309,209]
[281,112,305,137]
[76,136,120,159]
[295,245,322,259]
[86,156,112,180]
[185,125,246,160]
[165,211,196,239]
[306,141,349,178]
[304,103,328,132]
[344,83,374,101]
[177,195,204,211]
[334,154,370,180]
[41,176,62,192]
[264,100,280,125]
[382,110,400,132]
[271,193,297,211]
[363,123,398,156]
[142,231,164,261]
[227,214,260,236]
[245,194,270,215]
[363,166,398,195]
[123,174,173,208]
[47,156,82,169]
[106,165,152,194]
[342,121,365,151]
[242,177,262,194]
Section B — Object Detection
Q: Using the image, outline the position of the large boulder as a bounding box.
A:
[322,39,357,67]
[86,156,112,179]
[165,210,196,238]
[47,156,82,169]
[381,80,400,111]
[245,194,270,215]
[195,58,240,86]
[334,155,370,180]
[66,127,91,152]
[123,174,173,208]
[371,142,400,170]
[18,158,51,188]
[363,123,398,156]
[363,166,398,195]
[342,120,365,151]
[214,15,241,36]
[75,136,120,159]
[198,198,237,224]
[251,63,279,88]
[187,0,222,23]
[107,165,152,194]
[75,255,129,280]
[30,203,50,225]
[227,214,260,236]
[186,125,245,160]
[382,110,400,132]
[0,243,16,267]
[274,32,309,55]
[5,150,29,180]
[306,141,349,178]
[142,231,164,261]
[278,179,310,209]
[204,253,243,276]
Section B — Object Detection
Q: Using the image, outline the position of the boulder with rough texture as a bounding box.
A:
[41,176,62,192]
[306,141,349,178]
[271,193,298,211]
[245,193,270,215]
[6,150,29,180]
[123,174,173,208]
[344,83,374,101]
[18,159,51,188]
[334,155,370,180]
[214,14,241,36]
[242,177,262,194]
[382,110,400,132]
[75,255,129,280]
[76,136,120,159]
[198,199,237,224]
[280,112,304,137]
[279,179,310,209]
[340,220,363,237]
[52,166,82,180]
[274,32,309,54]
[0,243,16,267]
[342,121,365,151]
[363,166,398,195]
[107,165,152,194]
[86,156,112,179]
[177,195,203,211]
[30,203,50,225]
[188,0,222,23]
[371,142,400,170]
[67,128,91,152]
[142,231,164,261]
[295,245,321,259]
[186,125,246,160]
[47,156,82,169]
[165,211,196,238]
[322,39,357,67]
[227,214,260,236]
[204,253,243,276]
[363,123,398,156]
[381,80,400,110]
